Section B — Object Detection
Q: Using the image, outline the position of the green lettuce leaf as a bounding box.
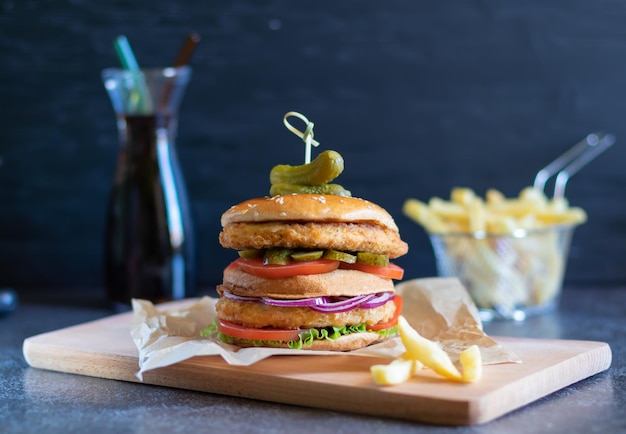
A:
[200,319,398,350]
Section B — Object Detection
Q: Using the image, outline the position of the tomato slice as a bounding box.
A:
[367,295,403,331]
[218,319,304,341]
[234,258,340,279]
[339,262,404,280]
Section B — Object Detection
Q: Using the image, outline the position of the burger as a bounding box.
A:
[213,193,409,351]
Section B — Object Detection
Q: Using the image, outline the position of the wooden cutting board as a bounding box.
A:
[23,304,611,426]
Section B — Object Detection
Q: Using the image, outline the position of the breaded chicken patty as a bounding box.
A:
[216,294,398,329]
[219,221,407,258]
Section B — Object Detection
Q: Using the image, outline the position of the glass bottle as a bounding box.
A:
[102,66,195,309]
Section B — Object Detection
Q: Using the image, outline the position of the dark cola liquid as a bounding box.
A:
[104,114,195,309]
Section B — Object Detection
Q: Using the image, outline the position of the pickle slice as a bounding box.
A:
[357,252,389,267]
[270,150,344,186]
[270,183,351,197]
[238,249,264,259]
[323,250,357,263]
[264,248,294,265]
[291,250,324,262]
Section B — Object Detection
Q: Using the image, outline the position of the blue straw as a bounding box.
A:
[113,35,153,113]
[114,35,141,70]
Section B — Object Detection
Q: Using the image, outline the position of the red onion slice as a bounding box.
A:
[309,294,376,313]
[222,291,258,302]
[260,296,328,307]
[359,292,395,309]
[221,291,394,313]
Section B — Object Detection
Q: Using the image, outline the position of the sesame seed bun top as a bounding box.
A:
[221,194,401,233]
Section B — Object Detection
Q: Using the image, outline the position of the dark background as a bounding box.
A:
[1,0,625,298]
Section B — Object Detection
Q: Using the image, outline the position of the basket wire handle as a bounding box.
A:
[533,132,616,198]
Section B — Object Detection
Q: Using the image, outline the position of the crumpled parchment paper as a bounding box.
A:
[131,277,521,380]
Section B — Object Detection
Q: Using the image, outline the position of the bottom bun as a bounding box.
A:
[224,330,390,352]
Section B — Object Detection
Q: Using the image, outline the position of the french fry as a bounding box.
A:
[468,198,486,233]
[403,199,448,233]
[485,215,518,234]
[428,197,468,220]
[398,316,463,381]
[460,345,482,383]
[488,200,543,218]
[370,353,423,386]
[549,196,570,212]
[536,207,587,225]
[519,186,549,205]
[451,187,476,205]
[485,188,506,204]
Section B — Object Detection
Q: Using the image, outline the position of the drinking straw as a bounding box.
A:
[173,32,201,67]
[113,35,153,113]
[113,35,141,71]
[159,32,201,111]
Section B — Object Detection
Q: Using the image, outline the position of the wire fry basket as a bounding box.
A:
[430,225,575,321]
[429,132,615,321]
